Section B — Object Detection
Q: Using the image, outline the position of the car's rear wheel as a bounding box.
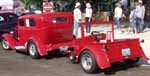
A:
[1,38,11,50]
[27,41,40,59]
[80,50,98,73]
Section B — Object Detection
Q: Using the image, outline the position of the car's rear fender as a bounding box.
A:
[27,37,48,56]
[79,45,111,69]
[2,34,17,49]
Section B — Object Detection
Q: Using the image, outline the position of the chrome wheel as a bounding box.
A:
[80,50,98,73]
[1,39,10,50]
[28,41,40,59]
[29,44,36,56]
[81,53,93,70]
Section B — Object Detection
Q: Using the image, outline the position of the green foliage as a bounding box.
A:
[21,0,42,9]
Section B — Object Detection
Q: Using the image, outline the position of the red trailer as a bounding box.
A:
[69,21,146,73]
[1,12,147,73]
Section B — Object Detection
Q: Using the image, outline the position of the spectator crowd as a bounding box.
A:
[72,0,146,38]
[114,0,145,34]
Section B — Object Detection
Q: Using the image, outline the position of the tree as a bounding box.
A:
[20,0,32,9]
[20,0,42,10]
[31,0,43,9]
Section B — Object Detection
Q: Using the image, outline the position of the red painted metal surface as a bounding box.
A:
[71,21,145,69]
[3,12,73,56]
[2,12,146,70]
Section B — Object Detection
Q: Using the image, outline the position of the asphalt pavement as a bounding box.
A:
[0,41,150,76]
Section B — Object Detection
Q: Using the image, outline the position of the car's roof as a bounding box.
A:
[19,12,72,19]
[0,12,18,17]
[0,12,17,14]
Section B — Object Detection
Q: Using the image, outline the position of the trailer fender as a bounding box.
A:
[139,46,149,60]
[2,34,17,49]
[81,45,111,69]
[27,37,47,56]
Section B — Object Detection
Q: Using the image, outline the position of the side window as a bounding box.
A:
[8,14,18,21]
[19,19,24,26]
[51,17,67,23]
[29,19,35,26]
[25,19,36,27]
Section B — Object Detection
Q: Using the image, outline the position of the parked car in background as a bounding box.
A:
[0,12,18,38]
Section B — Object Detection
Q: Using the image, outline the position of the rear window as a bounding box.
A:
[8,14,18,21]
[51,17,67,23]
[29,19,36,26]
[25,19,36,27]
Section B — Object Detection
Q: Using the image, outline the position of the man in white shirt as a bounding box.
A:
[135,0,145,33]
[85,3,92,33]
[114,3,123,29]
[73,2,82,38]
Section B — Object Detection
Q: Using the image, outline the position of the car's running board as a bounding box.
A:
[15,46,26,50]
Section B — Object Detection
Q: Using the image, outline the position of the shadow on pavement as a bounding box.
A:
[103,62,140,75]
[45,49,68,60]
[103,58,150,75]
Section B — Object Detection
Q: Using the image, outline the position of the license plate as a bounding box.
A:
[122,48,131,56]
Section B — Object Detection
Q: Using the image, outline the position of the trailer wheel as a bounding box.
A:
[27,41,40,59]
[1,38,11,50]
[80,50,98,73]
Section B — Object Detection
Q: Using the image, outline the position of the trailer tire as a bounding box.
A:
[80,50,98,73]
[27,41,40,59]
[1,38,11,50]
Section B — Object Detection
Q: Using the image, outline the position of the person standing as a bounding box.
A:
[135,0,145,33]
[73,2,82,38]
[85,3,93,33]
[128,6,137,34]
[114,3,124,29]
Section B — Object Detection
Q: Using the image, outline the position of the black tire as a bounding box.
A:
[69,53,77,64]
[1,38,11,50]
[80,50,98,73]
[125,57,140,64]
[27,41,40,59]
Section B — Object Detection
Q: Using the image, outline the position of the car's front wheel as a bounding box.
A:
[80,50,98,73]
[1,38,11,50]
[27,41,40,59]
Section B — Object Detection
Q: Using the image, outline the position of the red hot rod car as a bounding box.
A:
[1,12,146,73]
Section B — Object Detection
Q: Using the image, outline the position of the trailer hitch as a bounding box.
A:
[59,46,74,54]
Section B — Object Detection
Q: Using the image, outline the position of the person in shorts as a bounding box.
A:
[128,6,137,34]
